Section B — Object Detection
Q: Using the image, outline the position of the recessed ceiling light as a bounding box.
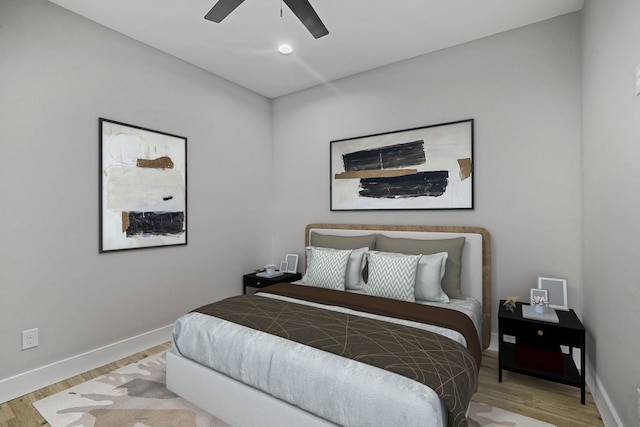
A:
[278,44,293,55]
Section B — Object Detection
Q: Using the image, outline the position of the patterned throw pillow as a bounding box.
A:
[375,235,465,299]
[303,246,368,290]
[366,251,421,302]
[368,251,449,302]
[305,247,352,290]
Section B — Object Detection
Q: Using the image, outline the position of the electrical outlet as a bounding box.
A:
[22,328,38,350]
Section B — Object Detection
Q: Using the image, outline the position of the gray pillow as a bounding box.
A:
[375,235,466,299]
[310,232,377,250]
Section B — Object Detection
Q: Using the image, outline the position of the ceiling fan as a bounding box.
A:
[205,0,329,39]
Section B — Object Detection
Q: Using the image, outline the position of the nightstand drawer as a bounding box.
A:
[243,275,268,288]
[504,320,581,346]
[242,272,302,294]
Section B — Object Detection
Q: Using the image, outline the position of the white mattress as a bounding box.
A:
[172,292,481,427]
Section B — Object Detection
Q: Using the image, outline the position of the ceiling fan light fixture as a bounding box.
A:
[278,44,293,55]
[205,0,328,39]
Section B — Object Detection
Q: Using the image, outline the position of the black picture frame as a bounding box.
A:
[99,118,187,252]
[330,119,474,211]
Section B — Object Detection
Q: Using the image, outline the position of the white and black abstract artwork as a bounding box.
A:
[100,118,187,252]
[330,119,473,210]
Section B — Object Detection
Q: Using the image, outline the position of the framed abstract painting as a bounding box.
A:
[330,119,473,211]
[99,118,187,252]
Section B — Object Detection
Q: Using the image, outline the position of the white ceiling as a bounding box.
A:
[46,0,584,99]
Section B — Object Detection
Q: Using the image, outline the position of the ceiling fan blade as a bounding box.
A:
[283,0,329,39]
[205,0,245,23]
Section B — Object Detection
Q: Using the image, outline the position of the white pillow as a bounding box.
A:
[304,247,352,290]
[303,246,368,290]
[415,252,449,303]
[368,251,449,302]
[365,251,420,302]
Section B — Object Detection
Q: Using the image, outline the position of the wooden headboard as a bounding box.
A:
[305,224,491,349]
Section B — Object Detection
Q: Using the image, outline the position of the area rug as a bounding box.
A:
[467,402,555,427]
[33,352,226,427]
[34,351,554,427]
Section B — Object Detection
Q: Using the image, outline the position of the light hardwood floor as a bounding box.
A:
[476,350,603,426]
[0,345,603,427]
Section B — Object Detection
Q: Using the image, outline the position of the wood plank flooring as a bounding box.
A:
[0,343,171,427]
[476,350,603,426]
[0,345,603,426]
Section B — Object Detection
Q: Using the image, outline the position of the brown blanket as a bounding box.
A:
[261,282,482,368]
[193,284,479,427]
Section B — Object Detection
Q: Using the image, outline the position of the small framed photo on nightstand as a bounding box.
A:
[279,260,288,272]
[285,254,299,273]
[538,277,568,311]
[530,288,548,302]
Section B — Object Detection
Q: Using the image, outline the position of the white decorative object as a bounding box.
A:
[285,253,299,273]
[264,264,276,275]
[522,305,559,323]
[538,277,568,311]
[256,270,284,278]
[530,288,549,314]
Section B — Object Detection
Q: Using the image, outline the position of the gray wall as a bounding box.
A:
[272,13,583,334]
[0,0,272,380]
[4,1,636,423]
[582,1,640,425]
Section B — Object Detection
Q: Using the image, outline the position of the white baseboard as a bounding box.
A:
[0,324,173,404]
[489,332,499,351]
[586,359,624,427]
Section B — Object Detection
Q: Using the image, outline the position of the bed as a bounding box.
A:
[167,224,491,427]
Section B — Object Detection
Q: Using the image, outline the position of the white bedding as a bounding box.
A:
[172,292,481,427]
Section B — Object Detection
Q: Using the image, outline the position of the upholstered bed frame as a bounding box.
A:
[167,224,491,427]
[304,224,492,349]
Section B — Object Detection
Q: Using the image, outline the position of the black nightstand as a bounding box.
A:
[243,271,302,294]
[498,300,586,404]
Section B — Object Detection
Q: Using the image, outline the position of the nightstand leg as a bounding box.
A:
[498,322,503,383]
[581,346,586,404]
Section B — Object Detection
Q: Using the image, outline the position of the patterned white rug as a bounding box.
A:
[467,401,555,427]
[34,351,554,427]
